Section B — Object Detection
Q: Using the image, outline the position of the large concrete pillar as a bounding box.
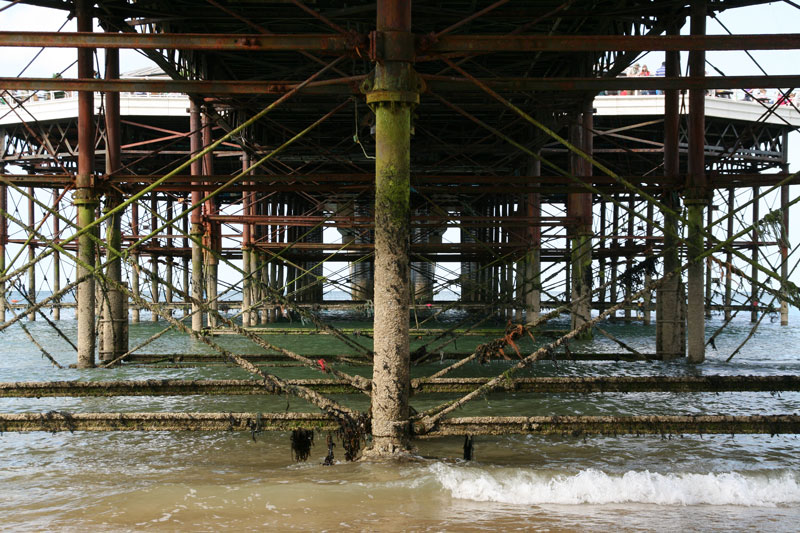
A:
[657,22,687,360]
[364,0,418,456]
[686,0,707,364]
[190,100,204,332]
[75,0,97,368]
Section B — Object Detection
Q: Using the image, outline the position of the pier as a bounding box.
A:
[1,0,800,460]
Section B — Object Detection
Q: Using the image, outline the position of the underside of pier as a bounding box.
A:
[1,0,800,459]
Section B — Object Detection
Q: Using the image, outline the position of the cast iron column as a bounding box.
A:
[101,47,126,361]
[75,0,97,367]
[364,0,420,456]
[190,100,204,332]
[686,0,708,363]
[656,21,686,360]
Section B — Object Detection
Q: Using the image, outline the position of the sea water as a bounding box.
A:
[0,307,798,531]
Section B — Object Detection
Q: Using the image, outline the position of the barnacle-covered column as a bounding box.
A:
[362,0,422,457]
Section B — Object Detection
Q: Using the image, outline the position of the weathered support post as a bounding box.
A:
[610,196,619,320]
[149,191,159,322]
[686,0,708,363]
[52,188,60,320]
[190,100,204,332]
[182,210,190,317]
[657,21,687,360]
[0,175,6,323]
[363,0,419,456]
[242,153,252,327]
[780,163,790,326]
[202,109,219,328]
[27,187,35,320]
[750,186,759,323]
[705,205,713,318]
[625,194,634,321]
[525,158,541,324]
[643,201,654,325]
[724,188,734,322]
[130,201,140,324]
[75,0,97,367]
[165,197,174,311]
[568,101,593,336]
[598,199,606,314]
[100,47,127,362]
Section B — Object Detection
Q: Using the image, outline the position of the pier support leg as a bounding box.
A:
[165,198,174,313]
[568,105,592,336]
[202,110,218,329]
[52,189,60,320]
[780,178,790,326]
[364,0,417,456]
[75,0,96,368]
[27,188,35,321]
[686,0,707,364]
[242,156,252,328]
[101,48,127,362]
[686,201,706,363]
[150,193,159,322]
[0,180,6,323]
[724,188,734,322]
[190,100,204,333]
[750,186,759,323]
[525,163,542,325]
[657,27,686,360]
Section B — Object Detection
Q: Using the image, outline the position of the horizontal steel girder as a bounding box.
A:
[4,75,800,93]
[0,32,799,53]
[0,31,358,51]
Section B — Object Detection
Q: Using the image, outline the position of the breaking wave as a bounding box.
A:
[430,464,800,506]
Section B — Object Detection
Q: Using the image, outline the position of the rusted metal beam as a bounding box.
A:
[423,74,800,92]
[424,33,800,53]
[2,173,790,189]
[0,76,363,94]
[207,214,576,227]
[2,32,797,54]
[4,74,800,93]
[0,31,360,51]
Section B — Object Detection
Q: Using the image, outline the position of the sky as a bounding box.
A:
[0,0,799,293]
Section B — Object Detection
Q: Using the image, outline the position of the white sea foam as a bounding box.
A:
[430,464,800,506]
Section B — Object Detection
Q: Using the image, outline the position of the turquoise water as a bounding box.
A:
[0,309,798,531]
